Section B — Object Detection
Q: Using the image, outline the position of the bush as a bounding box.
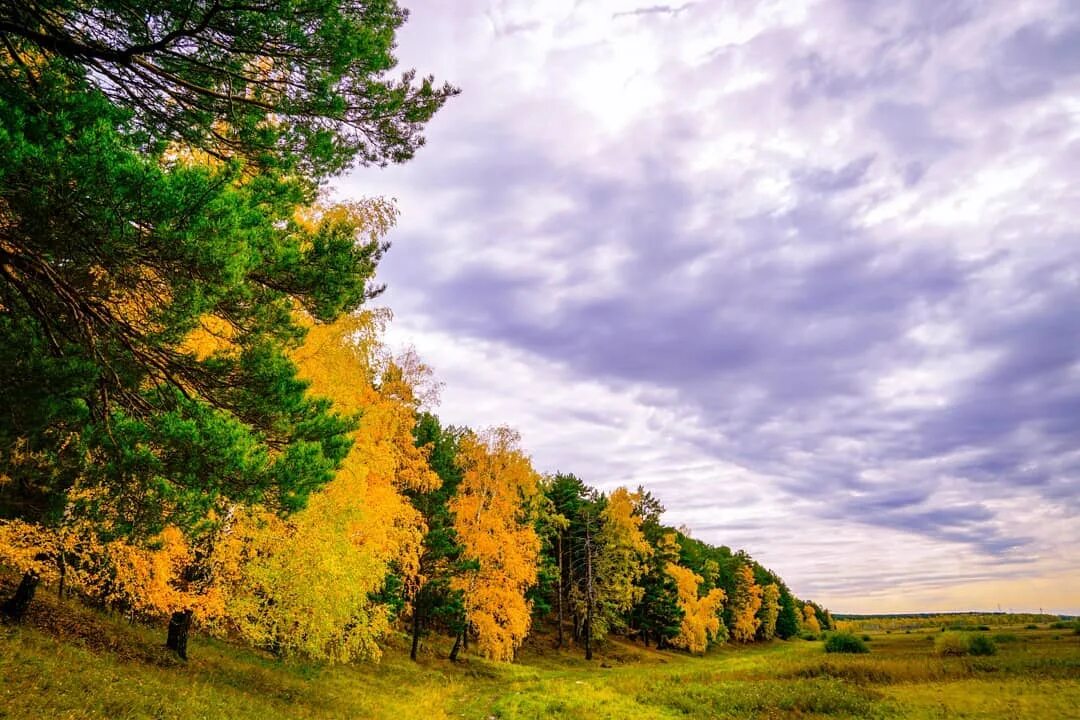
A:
[825,633,869,654]
[1025,624,1039,630]
[968,635,997,656]
[799,631,819,641]
[861,634,872,642]
[1050,620,1077,630]
[935,632,969,656]
[992,633,1018,643]
[976,625,991,631]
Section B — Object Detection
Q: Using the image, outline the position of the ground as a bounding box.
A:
[1,588,1078,719]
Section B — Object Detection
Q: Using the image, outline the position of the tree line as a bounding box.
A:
[0,0,831,663]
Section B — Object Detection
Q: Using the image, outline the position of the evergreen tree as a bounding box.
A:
[631,531,683,649]
[406,413,467,661]
[776,587,802,640]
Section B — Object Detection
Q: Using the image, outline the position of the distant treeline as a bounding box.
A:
[837,613,1067,632]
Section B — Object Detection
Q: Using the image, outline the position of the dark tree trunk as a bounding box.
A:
[449,631,463,661]
[57,552,66,599]
[1,570,40,621]
[556,533,564,649]
[165,609,193,660]
[410,607,422,661]
[584,519,594,661]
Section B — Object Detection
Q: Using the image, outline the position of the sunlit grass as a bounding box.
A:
[1,588,1077,719]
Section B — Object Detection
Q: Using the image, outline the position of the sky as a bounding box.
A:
[339,0,1080,615]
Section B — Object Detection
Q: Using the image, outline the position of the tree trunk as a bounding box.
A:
[556,533,564,649]
[165,609,194,660]
[1,569,40,621]
[584,520,594,661]
[410,607,422,661]
[57,552,66,599]
[449,631,463,661]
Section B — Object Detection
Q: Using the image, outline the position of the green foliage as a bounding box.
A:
[0,0,457,177]
[969,634,997,656]
[775,588,802,640]
[0,68,371,539]
[824,632,869,654]
[406,413,467,655]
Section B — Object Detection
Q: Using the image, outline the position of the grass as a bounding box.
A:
[2,587,1079,719]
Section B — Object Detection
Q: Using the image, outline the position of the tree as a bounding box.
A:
[803,603,822,635]
[667,562,726,654]
[0,0,457,176]
[405,412,467,661]
[0,68,381,616]
[209,313,439,662]
[775,586,801,640]
[590,488,651,644]
[730,564,763,643]
[630,531,683,649]
[543,473,591,649]
[450,427,541,662]
[757,583,780,641]
[0,0,452,620]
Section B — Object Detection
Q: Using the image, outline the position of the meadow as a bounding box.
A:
[2,586,1078,720]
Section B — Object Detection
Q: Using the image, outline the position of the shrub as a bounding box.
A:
[1050,620,1078,630]
[799,631,819,641]
[968,635,997,656]
[861,634,872,642]
[976,625,991,631]
[825,633,869,654]
[935,632,969,656]
[992,633,1018,643]
[1025,624,1039,630]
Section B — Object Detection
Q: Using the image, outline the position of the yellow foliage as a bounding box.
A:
[210,312,439,662]
[731,564,763,643]
[759,583,781,640]
[451,427,541,662]
[803,603,822,634]
[181,314,239,360]
[667,563,726,654]
[0,520,59,579]
[0,519,223,622]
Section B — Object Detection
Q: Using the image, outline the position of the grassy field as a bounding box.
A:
[2,589,1078,719]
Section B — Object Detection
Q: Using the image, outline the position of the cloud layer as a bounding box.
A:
[340,0,1080,613]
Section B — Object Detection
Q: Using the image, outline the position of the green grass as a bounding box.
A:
[2,589,1079,719]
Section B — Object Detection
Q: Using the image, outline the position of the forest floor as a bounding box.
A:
[1,585,1078,719]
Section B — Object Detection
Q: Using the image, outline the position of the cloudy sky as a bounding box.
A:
[340,0,1080,614]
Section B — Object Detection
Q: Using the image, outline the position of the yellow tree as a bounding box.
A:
[803,603,822,634]
[758,583,781,640]
[666,563,726,654]
[450,427,541,661]
[211,311,440,662]
[730,564,764,643]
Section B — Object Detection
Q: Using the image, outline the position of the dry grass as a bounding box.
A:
[2,583,1078,719]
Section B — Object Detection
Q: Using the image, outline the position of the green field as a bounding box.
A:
[2,591,1078,719]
